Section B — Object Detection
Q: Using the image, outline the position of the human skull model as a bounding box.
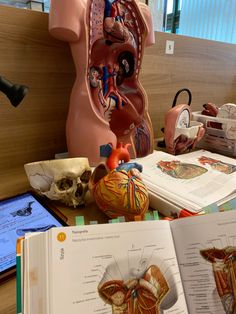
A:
[24,158,92,207]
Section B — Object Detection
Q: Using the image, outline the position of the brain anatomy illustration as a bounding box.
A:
[49,0,154,166]
[98,256,178,313]
[200,246,236,314]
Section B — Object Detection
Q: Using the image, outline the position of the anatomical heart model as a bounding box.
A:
[89,161,149,221]
[49,0,154,166]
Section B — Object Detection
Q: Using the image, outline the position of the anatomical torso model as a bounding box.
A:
[49,0,155,166]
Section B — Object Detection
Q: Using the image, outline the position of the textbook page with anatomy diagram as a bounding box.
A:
[18,220,188,314]
[136,149,236,213]
[18,210,236,314]
[171,209,236,314]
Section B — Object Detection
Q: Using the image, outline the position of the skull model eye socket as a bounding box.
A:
[56,178,74,190]
[80,170,92,183]
[75,183,83,197]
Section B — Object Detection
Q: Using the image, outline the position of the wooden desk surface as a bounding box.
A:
[0,196,108,314]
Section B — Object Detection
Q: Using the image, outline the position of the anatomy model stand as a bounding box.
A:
[49,0,155,166]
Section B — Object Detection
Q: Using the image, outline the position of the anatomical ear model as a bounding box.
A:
[49,0,155,166]
[164,88,205,155]
[200,247,236,314]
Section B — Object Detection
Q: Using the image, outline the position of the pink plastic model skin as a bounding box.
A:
[49,0,155,166]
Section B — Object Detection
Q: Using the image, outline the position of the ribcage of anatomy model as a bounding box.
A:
[200,246,236,314]
[88,0,153,156]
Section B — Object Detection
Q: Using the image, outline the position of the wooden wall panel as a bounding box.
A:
[0,6,75,198]
[0,6,235,198]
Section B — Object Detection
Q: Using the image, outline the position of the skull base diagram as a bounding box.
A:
[49,0,154,166]
[98,257,177,313]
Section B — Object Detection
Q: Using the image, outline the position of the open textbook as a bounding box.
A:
[135,149,236,214]
[17,210,236,314]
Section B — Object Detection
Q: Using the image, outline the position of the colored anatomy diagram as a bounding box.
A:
[198,156,236,174]
[200,247,236,314]
[98,256,178,313]
[156,160,207,179]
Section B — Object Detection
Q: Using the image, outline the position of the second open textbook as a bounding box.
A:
[136,149,236,214]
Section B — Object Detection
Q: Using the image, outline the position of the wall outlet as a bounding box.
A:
[165,40,175,54]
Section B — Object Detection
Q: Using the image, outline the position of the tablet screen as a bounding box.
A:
[0,192,66,280]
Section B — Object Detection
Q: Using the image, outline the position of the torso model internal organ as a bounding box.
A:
[49,0,155,166]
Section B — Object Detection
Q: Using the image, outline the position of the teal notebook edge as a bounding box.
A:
[16,238,23,314]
